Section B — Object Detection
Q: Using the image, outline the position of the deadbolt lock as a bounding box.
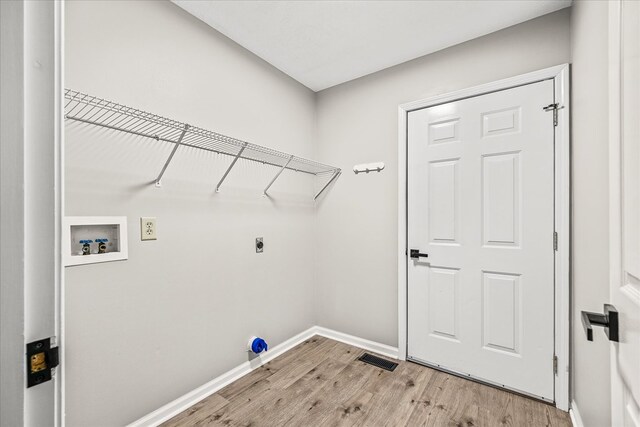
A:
[30,352,47,373]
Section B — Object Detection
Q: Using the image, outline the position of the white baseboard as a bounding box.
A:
[314,326,399,359]
[128,326,399,427]
[570,399,585,427]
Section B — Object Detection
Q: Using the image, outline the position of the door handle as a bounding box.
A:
[581,304,618,342]
[409,249,429,259]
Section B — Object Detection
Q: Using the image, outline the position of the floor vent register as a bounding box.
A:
[357,353,398,371]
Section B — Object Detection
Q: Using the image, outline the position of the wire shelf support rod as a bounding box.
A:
[263,155,294,196]
[215,143,247,192]
[155,124,189,187]
[314,170,342,200]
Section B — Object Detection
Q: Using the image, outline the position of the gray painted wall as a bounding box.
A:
[314,10,571,347]
[64,2,317,425]
[570,1,612,425]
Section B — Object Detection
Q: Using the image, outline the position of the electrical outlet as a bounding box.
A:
[140,217,157,241]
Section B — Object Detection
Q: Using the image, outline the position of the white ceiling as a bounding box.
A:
[173,0,571,92]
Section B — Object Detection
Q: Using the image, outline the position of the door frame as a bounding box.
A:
[397,64,570,411]
[0,0,64,425]
[608,3,622,425]
[608,1,635,425]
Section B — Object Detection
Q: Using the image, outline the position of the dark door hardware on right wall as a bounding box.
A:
[409,249,428,259]
[581,304,618,342]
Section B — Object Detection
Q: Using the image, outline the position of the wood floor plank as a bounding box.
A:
[332,390,374,427]
[164,337,572,427]
[404,370,454,426]
[373,364,434,427]
[206,378,274,425]
[203,348,341,426]
[283,363,372,426]
[249,357,350,426]
[160,394,229,427]
[216,365,277,401]
[452,380,493,426]
[437,375,481,426]
[342,363,414,426]
[264,336,334,372]
[328,340,366,364]
[265,359,317,389]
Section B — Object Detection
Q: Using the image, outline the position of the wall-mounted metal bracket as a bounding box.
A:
[155,124,189,187]
[263,155,293,196]
[26,337,59,388]
[215,143,247,192]
[314,170,341,200]
[581,304,618,342]
[543,103,565,127]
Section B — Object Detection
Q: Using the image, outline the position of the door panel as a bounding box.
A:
[482,152,521,247]
[482,271,521,355]
[429,118,460,145]
[429,160,460,243]
[408,80,555,401]
[428,267,459,340]
[482,107,521,137]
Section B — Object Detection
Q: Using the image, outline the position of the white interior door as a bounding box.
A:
[610,1,640,425]
[407,80,556,401]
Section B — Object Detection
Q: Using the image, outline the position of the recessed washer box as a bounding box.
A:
[63,216,128,266]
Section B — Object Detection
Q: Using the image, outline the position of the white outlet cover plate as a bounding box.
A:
[140,217,157,241]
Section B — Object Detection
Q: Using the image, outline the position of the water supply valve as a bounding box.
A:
[95,238,109,254]
[79,239,93,255]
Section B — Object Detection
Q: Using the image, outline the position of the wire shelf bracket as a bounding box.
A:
[215,143,247,193]
[155,124,189,187]
[314,170,341,200]
[64,89,341,199]
[263,155,293,196]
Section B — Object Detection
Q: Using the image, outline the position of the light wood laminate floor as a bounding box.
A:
[163,336,571,427]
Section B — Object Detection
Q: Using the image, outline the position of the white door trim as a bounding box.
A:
[608,3,623,426]
[397,64,570,411]
[58,1,66,425]
[608,2,623,425]
[608,2,637,425]
[0,1,64,425]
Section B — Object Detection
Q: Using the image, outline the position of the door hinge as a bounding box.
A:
[26,337,59,388]
[543,103,564,127]
[553,355,558,375]
[553,231,558,251]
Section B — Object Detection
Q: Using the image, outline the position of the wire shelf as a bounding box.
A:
[64,89,341,198]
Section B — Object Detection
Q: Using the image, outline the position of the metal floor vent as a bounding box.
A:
[358,353,398,371]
